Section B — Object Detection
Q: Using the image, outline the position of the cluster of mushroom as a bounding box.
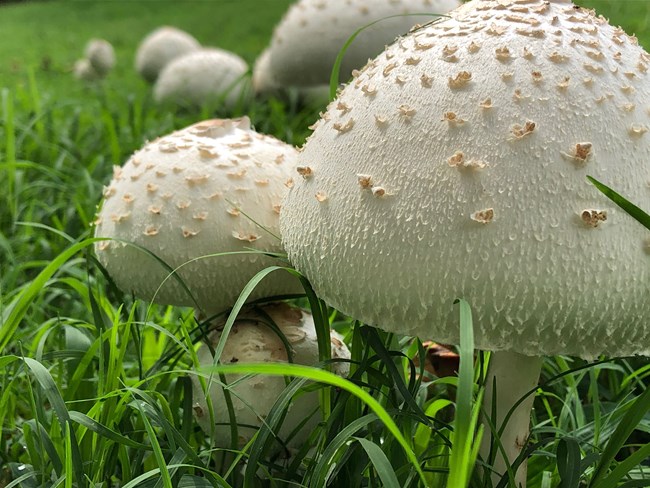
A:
[134,26,249,110]
[94,0,650,484]
[94,117,350,451]
[280,0,650,485]
[73,38,115,81]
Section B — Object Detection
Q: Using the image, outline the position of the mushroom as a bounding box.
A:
[73,58,99,82]
[252,48,330,105]
[192,302,350,450]
[153,48,250,110]
[94,117,302,317]
[135,26,201,83]
[280,0,650,485]
[84,38,115,77]
[264,0,461,90]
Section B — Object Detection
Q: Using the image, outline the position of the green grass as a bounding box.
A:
[1,0,650,487]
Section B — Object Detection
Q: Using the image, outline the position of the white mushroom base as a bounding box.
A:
[480,351,543,487]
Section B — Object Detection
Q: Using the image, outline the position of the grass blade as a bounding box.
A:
[355,437,401,488]
[557,437,582,488]
[587,176,650,231]
[590,385,650,487]
[202,362,427,484]
[447,298,478,488]
[0,238,100,351]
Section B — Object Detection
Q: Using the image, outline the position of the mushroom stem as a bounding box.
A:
[480,351,543,488]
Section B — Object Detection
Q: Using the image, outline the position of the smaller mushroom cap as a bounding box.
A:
[192,303,350,448]
[73,58,99,81]
[153,48,250,110]
[135,26,201,83]
[94,117,301,315]
[85,38,115,77]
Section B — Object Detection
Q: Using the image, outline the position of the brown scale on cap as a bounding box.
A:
[581,209,607,228]
[399,105,417,120]
[443,111,465,125]
[333,119,355,133]
[296,166,313,178]
[357,174,373,189]
[231,231,261,242]
[110,212,131,223]
[495,46,512,61]
[448,71,472,88]
[629,125,649,137]
[510,121,536,139]
[144,225,160,236]
[557,76,571,90]
[315,192,328,202]
[182,226,200,238]
[471,208,494,224]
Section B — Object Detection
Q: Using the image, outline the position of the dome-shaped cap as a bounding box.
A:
[266,0,461,87]
[281,0,650,359]
[192,302,350,447]
[85,38,115,76]
[95,118,302,315]
[135,26,201,83]
[153,48,249,109]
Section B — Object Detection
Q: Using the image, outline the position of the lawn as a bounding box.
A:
[0,0,649,487]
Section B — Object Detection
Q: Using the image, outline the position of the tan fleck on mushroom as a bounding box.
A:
[280,1,650,486]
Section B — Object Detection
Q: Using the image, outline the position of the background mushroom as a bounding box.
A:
[85,38,115,77]
[94,117,301,317]
[192,302,350,450]
[263,0,461,91]
[153,48,250,110]
[280,0,650,485]
[135,26,201,83]
[252,48,330,105]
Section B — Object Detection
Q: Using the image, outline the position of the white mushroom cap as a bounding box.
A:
[266,0,461,88]
[135,26,201,83]
[253,48,330,105]
[192,302,350,448]
[94,117,302,315]
[85,38,115,77]
[153,48,250,110]
[281,0,650,359]
[73,58,99,82]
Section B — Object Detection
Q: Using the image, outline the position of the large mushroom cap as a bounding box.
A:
[85,38,115,77]
[266,0,461,88]
[281,0,650,359]
[192,302,350,448]
[135,26,201,83]
[153,48,249,109]
[94,117,302,315]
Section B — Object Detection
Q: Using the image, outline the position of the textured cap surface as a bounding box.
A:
[95,118,301,315]
[281,0,650,358]
[154,48,249,109]
[192,303,350,448]
[135,26,201,83]
[267,0,461,87]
